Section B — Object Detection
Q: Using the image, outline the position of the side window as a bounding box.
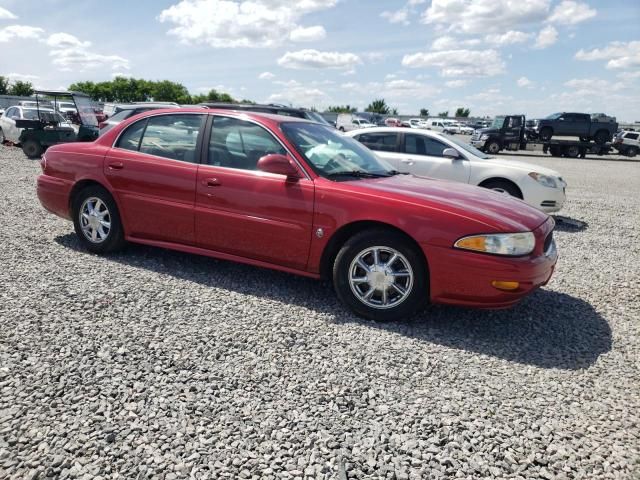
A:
[209,116,286,170]
[138,114,204,162]
[626,133,639,140]
[116,119,147,151]
[5,107,16,118]
[404,134,447,157]
[356,132,398,152]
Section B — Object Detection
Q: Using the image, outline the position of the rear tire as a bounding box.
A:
[539,127,553,142]
[626,146,638,158]
[22,139,43,159]
[333,230,428,322]
[593,130,609,145]
[72,185,125,254]
[0,128,5,144]
[481,179,523,199]
[564,145,580,158]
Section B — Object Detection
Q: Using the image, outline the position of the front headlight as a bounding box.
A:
[528,172,558,188]
[454,232,535,256]
[480,134,489,140]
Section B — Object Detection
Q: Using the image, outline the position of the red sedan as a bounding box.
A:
[37,109,557,321]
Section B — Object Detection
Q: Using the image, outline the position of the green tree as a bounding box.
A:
[365,98,390,114]
[151,80,190,103]
[0,76,10,95]
[438,111,449,118]
[326,105,356,113]
[9,80,34,97]
[390,107,399,115]
[455,107,471,117]
[419,108,429,117]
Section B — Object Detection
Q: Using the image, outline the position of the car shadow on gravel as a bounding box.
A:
[55,234,611,371]
[552,215,588,232]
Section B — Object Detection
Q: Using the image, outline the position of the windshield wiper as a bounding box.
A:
[386,170,410,176]
[326,170,391,179]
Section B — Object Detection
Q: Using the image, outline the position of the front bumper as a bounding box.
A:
[523,178,567,213]
[423,219,557,308]
[470,138,486,148]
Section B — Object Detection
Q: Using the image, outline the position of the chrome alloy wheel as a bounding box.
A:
[349,246,414,309]
[79,197,111,244]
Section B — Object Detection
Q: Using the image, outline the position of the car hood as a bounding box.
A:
[350,175,549,232]
[477,127,500,135]
[477,157,562,178]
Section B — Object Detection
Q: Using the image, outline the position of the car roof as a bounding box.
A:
[114,107,314,124]
[346,126,447,138]
[116,103,181,110]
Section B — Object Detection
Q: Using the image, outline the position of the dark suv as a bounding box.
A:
[199,103,333,127]
[534,112,618,144]
[99,103,181,135]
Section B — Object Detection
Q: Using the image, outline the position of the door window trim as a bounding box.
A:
[112,112,207,164]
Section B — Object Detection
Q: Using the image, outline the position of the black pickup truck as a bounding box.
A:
[532,112,618,144]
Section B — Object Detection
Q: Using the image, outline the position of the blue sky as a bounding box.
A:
[1,0,639,120]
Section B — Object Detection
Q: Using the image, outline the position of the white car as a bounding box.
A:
[408,118,429,129]
[613,130,639,157]
[347,127,567,213]
[0,106,73,144]
[456,123,475,135]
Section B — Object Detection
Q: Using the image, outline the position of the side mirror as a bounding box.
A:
[443,148,461,159]
[257,154,301,178]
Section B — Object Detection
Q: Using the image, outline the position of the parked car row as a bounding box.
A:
[36,107,558,322]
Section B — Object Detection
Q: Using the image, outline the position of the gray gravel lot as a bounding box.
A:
[0,143,639,479]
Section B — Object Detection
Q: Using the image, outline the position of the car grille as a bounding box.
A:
[540,200,557,208]
[471,132,481,141]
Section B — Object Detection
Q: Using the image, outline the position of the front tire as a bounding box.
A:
[333,230,428,321]
[539,127,553,142]
[481,179,523,199]
[486,140,501,154]
[72,185,125,254]
[0,128,5,144]
[22,139,43,159]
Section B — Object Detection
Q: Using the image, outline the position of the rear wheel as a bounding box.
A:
[593,130,609,145]
[333,230,428,322]
[626,146,638,158]
[564,145,581,158]
[539,127,553,142]
[72,185,125,254]
[481,179,523,199]
[22,139,43,159]
[0,128,5,144]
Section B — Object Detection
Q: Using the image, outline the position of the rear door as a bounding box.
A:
[104,113,205,244]
[400,132,470,182]
[194,115,315,270]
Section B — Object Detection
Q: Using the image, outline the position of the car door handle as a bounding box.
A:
[401,159,415,165]
[202,178,221,187]
[108,162,124,170]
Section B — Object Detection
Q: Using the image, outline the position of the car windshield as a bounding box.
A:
[281,122,396,180]
[491,116,505,128]
[545,112,562,120]
[446,135,492,159]
[304,111,332,126]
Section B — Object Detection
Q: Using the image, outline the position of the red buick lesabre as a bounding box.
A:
[37,109,557,321]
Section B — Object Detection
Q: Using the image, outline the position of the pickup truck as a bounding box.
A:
[533,112,617,144]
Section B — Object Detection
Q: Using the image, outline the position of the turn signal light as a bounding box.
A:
[491,280,520,291]
[455,236,486,251]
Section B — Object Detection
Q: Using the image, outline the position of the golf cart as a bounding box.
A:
[15,90,99,158]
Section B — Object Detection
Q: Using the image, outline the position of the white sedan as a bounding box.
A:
[346,127,566,213]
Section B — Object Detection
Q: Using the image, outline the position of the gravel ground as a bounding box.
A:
[0,143,638,480]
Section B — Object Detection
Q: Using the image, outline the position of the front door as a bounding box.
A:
[400,133,471,183]
[104,113,205,244]
[195,116,315,270]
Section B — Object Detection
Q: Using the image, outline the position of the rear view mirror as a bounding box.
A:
[257,154,301,178]
[443,148,461,159]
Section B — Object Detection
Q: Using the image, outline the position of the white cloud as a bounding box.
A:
[381,8,409,25]
[3,72,39,82]
[533,25,558,49]
[575,41,640,70]
[431,35,480,51]
[277,49,361,70]
[384,79,440,99]
[484,30,531,46]
[158,0,336,48]
[402,49,505,77]
[422,0,551,34]
[46,32,129,72]
[517,76,533,88]
[0,25,44,42]
[45,32,91,48]
[445,79,468,88]
[0,7,17,19]
[548,1,596,25]
[564,78,624,92]
[289,25,326,42]
[258,71,275,80]
[266,85,329,108]
[111,72,133,78]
